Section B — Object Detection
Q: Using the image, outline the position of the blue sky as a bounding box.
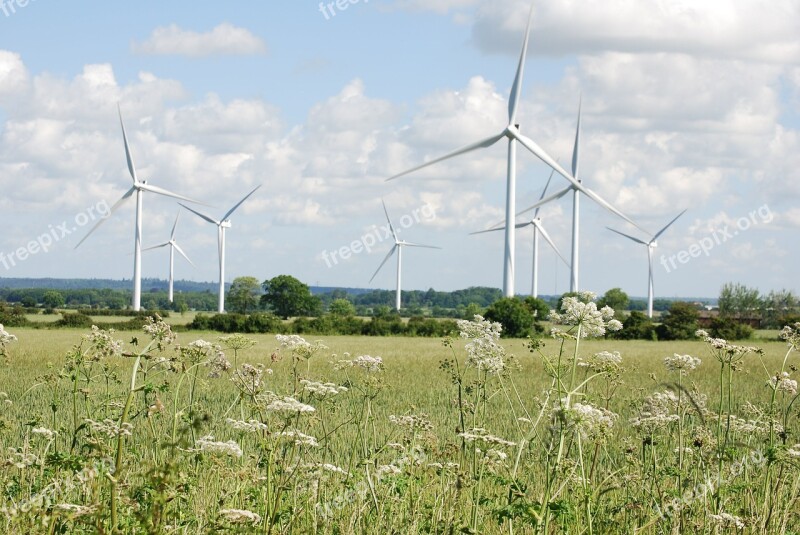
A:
[0,0,798,299]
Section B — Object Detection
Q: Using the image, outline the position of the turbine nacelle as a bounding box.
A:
[221,221,232,229]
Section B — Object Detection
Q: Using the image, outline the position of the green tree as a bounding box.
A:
[598,288,629,312]
[657,302,700,341]
[719,282,760,319]
[42,290,65,309]
[708,317,753,341]
[523,296,550,320]
[227,276,262,314]
[611,311,656,340]
[328,298,356,317]
[261,275,319,319]
[463,302,484,320]
[484,298,537,338]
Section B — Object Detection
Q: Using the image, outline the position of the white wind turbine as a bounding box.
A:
[472,170,569,298]
[76,105,205,311]
[387,3,643,297]
[370,200,441,311]
[607,209,687,318]
[143,213,194,304]
[180,185,262,314]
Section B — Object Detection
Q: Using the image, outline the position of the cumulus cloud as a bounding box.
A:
[132,23,267,57]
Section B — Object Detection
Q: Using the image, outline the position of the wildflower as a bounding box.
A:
[276,334,327,360]
[549,296,622,338]
[226,418,269,433]
[85,419,134,438]
[300,379,348,397]
[219,509,261,525]
[664,354,701,374]
[353,355,384,372]
[277,429,319,447]
[83,326,123,360]
[579,350,623,374]
[376,464,402,477]
[696,331,760,364]
[708,512,745,529]
[768,372,798,395]
[231,363,269,396]
[0,324,17,363]
[780,323,800,350]
[143,315,176,348]
[52,504,95,518]
[727,415,779,436]
[456,315,507,374]
[266,397,315,414]
[31,427,58,440]
[553,400,617,440]
[630,390,681,433]
[218,334,257,352]
[389,414,434,432]
[458,428,516,448]
[787,444,800,458]
[196,436,243,458]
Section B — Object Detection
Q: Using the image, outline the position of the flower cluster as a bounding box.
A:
[225,418,268,433]
[218,334,257,352]
[630,390,681,433]
[553,400,617,440]
[266,397,316,414]
[579,351,623,374]
[696,330,761,364]
[277,429,319,447]
[195,436,243,458]
[300,379,348,397]
[143,315,177,349]
[389,414,434,432]
[708,512,745,529]
[0,324,17,363]
[85,418,134,438]
[549,293,622,338]
[31,427,57,440]
[780,323,800,350]
[276,334,328,360]
[335,355,384,372]
[458,427,516,448]
[219,508,261,525]
[83,326,124,361]
[768,372,798,395]
[664,354,701,374]
[231,363,270,396]
[456,315,507,375]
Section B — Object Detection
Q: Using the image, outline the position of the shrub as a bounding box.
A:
[656,302,700,341]
[708,317,753,341]
[55,312,94,329]
[611,311,657,341]
[484,298,537,338]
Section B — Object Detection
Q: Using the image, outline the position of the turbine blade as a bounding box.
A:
[381,199,399,242]
[223,184,262,222]
[118,104,138,184]
[74,187,135,249]
[572,97,582,180]
[508,0,536,124]
[140,183,206,205]
[606,226,649,246]
[387,131,506,181]
[652,209,687,242]
[469,226,506,236]
[369,246,397,283]
[533,169,556,218]
[584,186,649,233]
[172,242,195,267]
[516,185,572,220]
[170,212,180,240]
[179,203,220,226]
[142,242,170,252]
[401,242,442,249]
[534,222,570,267]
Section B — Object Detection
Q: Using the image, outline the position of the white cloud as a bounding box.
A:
[132,23,267,57]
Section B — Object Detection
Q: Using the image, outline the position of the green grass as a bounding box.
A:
[0,324,798,533]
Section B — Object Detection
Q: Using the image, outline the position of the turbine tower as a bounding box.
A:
[473,171,569,297]
[387,3,642,297]
[370,200,440,311]
[180,185,262,314]
[607,210,687,318]
[143,213,194,304]
[76,105,204,311]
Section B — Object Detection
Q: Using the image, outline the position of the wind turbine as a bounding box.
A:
[143,213,194,304]
[370,200,441,311]
[180,185,262,314]
[76,105,205,311]
[472,170,569,297]
[607,210,687,318]
[387,3,643,298]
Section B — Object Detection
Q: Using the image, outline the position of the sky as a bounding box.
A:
[0,0,798,299]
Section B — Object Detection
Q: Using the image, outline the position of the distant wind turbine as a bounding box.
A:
[370,200,441,311]
[607,209,687,318]
[143,213,194,304]
[76,105,205,311]
[472,170,569,297]
[180,185,262,314]
[387,4,642,297]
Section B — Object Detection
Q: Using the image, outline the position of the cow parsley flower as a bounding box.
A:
[456,315,507,375]
[219,509,261,525]
[143,315,176,348]
[195,436,243,458]
[553,400,617,440]
[458,427,516,448]
[277,429,319,447]
[300,379,348,397]
[579,351,623,374]
[708,512,745,529]
[549,295,622,338]
[696,330,760,364]
[664,354,701,374]
[780,323,800,350]
[768,372,798,395]
[83,326,123,360]
[266,397,316,414]
[31,427,58,440]
[226,418,268,433]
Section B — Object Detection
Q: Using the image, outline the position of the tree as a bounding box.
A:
[611,311,656,340]
[708,317,753,341]
[657,302,700,341]
[42,290,65,309]
[227,276,262,314]
[261,275,319,319]
[463,302,484,320]
[523,297,550,320]
[719,283,760,319]
[328,298,356,317]
[598,288,629,312]
[484,298,537,338]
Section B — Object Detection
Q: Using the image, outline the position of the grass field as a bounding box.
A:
[1,310,799,533]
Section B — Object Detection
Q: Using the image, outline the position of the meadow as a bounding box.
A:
[0,300,798,534]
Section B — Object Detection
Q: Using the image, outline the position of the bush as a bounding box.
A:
[0,302,30,327]
[55,312,95,329]
[656,302,700,341]
[611,311,657,341]
[484,298,536,338]
[708,317,753,341]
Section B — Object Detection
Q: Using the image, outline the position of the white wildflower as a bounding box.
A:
[768,372,798,395]
[664,354,701,374]
[300,379,348,397]
[226,418,268,433]
[353,355,384,372]
[31,427,58,440]
[195,436,243,458]
[548,296,622,338]
[85,419,134,438]
[52,504,94,517]
[266,397,315,414]
[277,429,319,447]
[219,508,261,525]
[708,512,745,529]
[787,444,800,458]
[389,414,434,432]
[456,315,507,375]
[554,400,617,440]
[458,427,516,447]
[580,351,623,373]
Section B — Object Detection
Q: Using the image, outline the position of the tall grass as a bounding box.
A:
[0,306,798,534]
